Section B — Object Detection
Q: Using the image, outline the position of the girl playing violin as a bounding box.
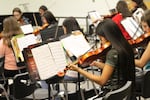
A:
[41,10,58,28]
[135,9,150,69]
[135,42,150,68]
[68,18,136,99]
[12,7,30,26]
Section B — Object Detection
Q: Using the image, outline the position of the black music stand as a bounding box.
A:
[45,75,64,100]
[40,25,64,42]
[23,40,67,100]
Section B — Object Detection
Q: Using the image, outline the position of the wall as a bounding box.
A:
[0,0,119,32]
[0,0,119,16]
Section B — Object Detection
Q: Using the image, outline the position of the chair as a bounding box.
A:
[102,81,132,100]
[136,70,150,100]
[62,74,86,100]
[9,72,36,100]
[0,56,9,100]
[142,70,150,98]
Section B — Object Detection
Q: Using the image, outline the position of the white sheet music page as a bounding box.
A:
[17,34,37,52]
[60,33,91,58]
[31,44,57,80]
[88,11,102,23]
[121,17,144,39]
[20,24,34,35]
[48,41,67,72]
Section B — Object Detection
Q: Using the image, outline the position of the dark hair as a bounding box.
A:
[12,7,22,14]
[132,0,147,10]
[39,5,48,11]
[96,18,135,87]
[116,0,132,18]
[141,9,150,27]
[42,10,57,25]
[63,17,82,34]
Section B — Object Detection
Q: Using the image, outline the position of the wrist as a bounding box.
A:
[77,67,81,72]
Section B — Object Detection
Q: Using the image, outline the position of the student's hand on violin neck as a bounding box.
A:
[67,63,79,71]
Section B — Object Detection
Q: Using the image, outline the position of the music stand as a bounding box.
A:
[23,40,67,100]
[40,25,64,41]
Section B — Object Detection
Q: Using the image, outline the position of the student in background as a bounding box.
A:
[0,16,26,78]
[131,0,148,24]
[135,42,150,69]
[62,17,83,34]
[41,10,58,27]
[131,0,147,12]
[135,9,150,70]
[61,17,84,80]
[68,18,136,99]
[39,5,48,16]
[133,10,150,95]
[39,5,48,25]
[12,7,30,26]
[40,10,64,41]
[112,0,132,40]
[140,10,150,34]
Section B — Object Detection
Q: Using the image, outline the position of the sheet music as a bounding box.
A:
[31,45,56,80]
[31,41,67,80]
[88,11,102,23]
[121,17,144,40]
[48,41,67,72]
[17,34,37,51]
[11,34,24,62]
[20,24,34,34]
[60,33,91,58]
[11,34,37,62]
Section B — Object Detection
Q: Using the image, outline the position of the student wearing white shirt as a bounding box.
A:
[131,0,147,24]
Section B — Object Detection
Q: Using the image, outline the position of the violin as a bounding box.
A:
[33,23,49,35]
[128,32,150,47]
[57,42,111,77]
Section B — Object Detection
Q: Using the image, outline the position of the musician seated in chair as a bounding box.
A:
[0,17,27,93]
[41,10,58,28]
[12,7,30,26]
[39,5,48,25]
[130,0,147,24]
[0,16,26,78]
[68,18,136,99]
[39,10,61,41]
[135,9,150,70]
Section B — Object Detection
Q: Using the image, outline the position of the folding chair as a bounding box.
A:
[9,72,36,100]
[102,81,132,100]
[136,70,150,100]
[0,56,9,100]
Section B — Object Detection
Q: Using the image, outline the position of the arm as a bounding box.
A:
[90,61,105,69]
[135,42,150,68]
[68,63,114,86]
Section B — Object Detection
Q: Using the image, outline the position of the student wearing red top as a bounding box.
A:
[112,0,132,40]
